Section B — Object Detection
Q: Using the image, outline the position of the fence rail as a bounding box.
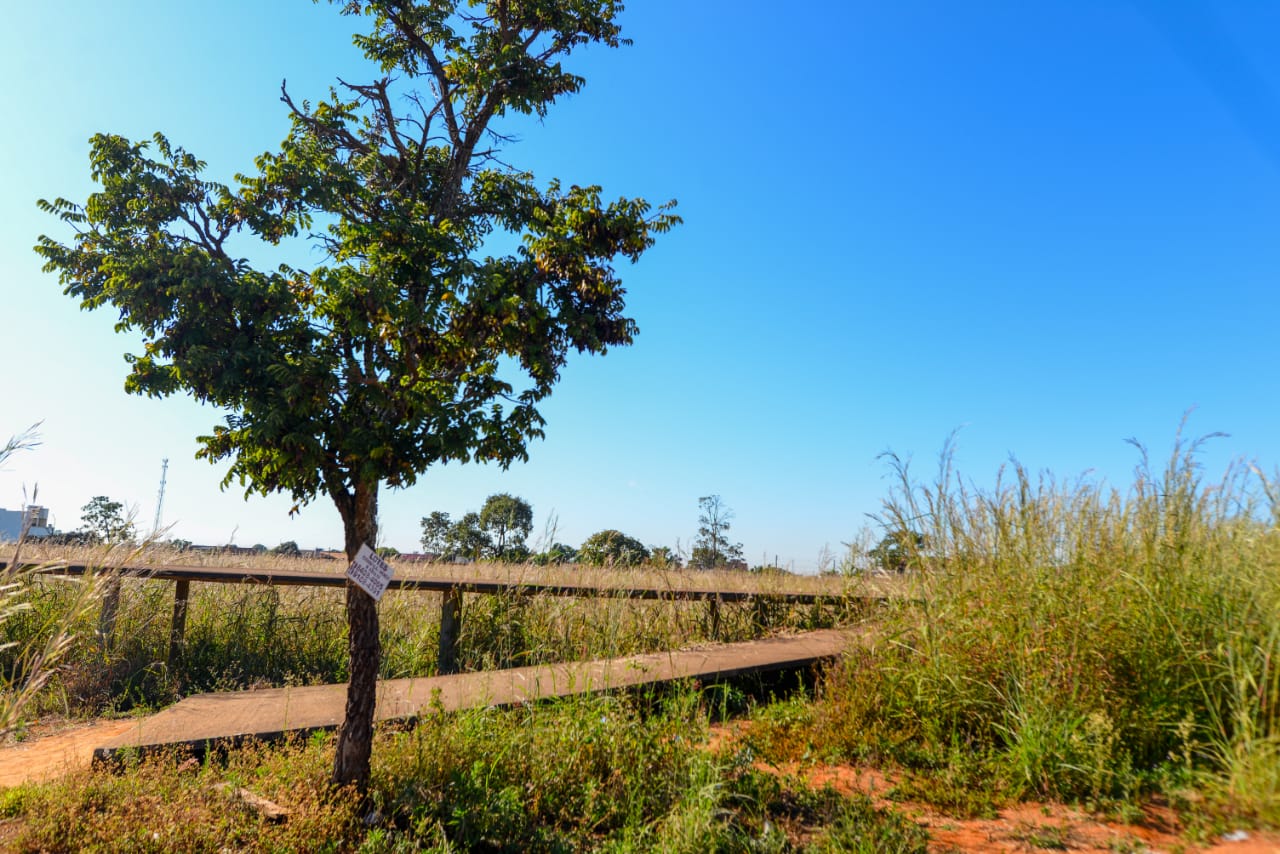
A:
[0,562,853,602]
[0,560,882,673]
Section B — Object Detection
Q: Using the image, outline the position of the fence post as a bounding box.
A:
[438,586,462,675]
[708,595,722,641]
[168,578,191,666]
[97,574,121,653]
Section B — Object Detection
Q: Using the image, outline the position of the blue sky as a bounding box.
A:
[2,1,1278,570]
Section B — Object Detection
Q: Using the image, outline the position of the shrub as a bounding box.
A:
[578,530,649,567]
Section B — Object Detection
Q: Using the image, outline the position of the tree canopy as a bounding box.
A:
[272,540,301,556]
[419,510,453,557]
[420,493,534,561]
[77,496,135,545]
[479,493,534,559]
[578,529,648,567]
[689,495,743,569]
[532,541,577,565]
[36,0,676,789]
[868,529,925,573]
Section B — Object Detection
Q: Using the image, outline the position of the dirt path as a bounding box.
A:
[0,719,136,787]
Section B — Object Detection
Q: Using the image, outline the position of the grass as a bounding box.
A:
[0,426,113,735]
[747,428,1280,826]
[1009,821,1071,850]
[1,687,928,853]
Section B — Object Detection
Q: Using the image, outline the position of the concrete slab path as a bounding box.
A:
[92,629,853,763]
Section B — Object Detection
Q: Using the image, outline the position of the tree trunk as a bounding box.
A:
[331,479,380,789]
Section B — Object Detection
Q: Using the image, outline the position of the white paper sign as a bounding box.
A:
[346,543,393,601]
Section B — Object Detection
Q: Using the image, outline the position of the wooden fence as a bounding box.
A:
[0,561,880,674]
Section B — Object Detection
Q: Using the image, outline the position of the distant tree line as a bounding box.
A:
[418,492,754,570]
[420,493,536,562]
[37,490,761,573]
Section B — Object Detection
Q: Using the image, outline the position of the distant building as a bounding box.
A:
[185,544,339,559]
[393,552,438,564]
[188,544,262,557]
[0,505,54,541]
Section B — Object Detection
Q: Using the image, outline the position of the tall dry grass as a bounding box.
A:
[799,428,1280,819]
[1,426,113,735]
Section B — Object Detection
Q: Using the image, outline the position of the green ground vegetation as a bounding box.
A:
[746,432,1280,831]
[0,688,926,853]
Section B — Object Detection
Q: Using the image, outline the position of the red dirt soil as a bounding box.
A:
[707,721,1280,854]
[0,718,136,788]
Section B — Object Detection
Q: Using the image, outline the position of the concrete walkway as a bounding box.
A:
[93,629,853,763]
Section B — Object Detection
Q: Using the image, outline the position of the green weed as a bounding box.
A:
[4,690,934,852]
[797,428,1280,822]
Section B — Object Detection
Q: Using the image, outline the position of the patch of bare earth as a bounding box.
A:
[708,722,1280,854]
[0,717,137,787]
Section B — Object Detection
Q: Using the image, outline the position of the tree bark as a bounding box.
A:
[332,479,381,789]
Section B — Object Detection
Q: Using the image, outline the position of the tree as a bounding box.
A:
[532,542,577,565]
[689,495,743,569]
[78,495,136,653]
[479,493,534,560]
[447,512,491,561]
[422,493,532,560]
[868,529,925,573]
[36,0,677,788]
[578,529,649,567]
[646,545,682,569]
[419,510,453,558]
[78,496,135,544]
[272,540,301,556]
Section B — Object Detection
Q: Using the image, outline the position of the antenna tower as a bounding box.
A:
[152,458,169,535]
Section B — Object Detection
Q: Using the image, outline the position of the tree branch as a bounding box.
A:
[280,81,374,161]
[380,8,462,149]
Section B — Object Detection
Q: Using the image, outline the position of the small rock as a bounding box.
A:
[1222,829,1250,843]
[213,782,290,824]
